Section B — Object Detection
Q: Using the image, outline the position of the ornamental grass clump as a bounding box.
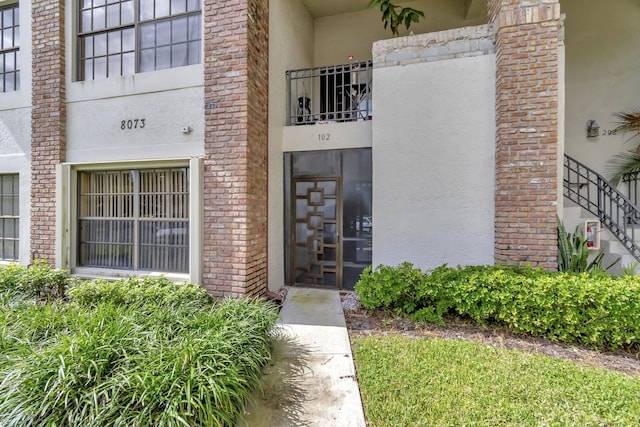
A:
[0,276,279,427]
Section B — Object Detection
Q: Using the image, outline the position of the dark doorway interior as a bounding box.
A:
[284,149,372,290]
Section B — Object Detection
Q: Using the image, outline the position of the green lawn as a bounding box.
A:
[353,335,640,427]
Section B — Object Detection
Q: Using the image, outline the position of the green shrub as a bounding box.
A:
[0,263,23,292]
[0,261,69,300]
[0,278,279,427]
[355,262,424,314]
[355,264,640,351]
[69,276,213,309]
[0,263,25,306]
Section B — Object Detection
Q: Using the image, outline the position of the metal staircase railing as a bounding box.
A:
[564,154,640,263]
[622,171,640,208]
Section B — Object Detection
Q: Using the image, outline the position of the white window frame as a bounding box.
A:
[0,173,19,262]
[0,2,20,93]
[57,158,203,284]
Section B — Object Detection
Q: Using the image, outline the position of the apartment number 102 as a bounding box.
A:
[121,119,146,130]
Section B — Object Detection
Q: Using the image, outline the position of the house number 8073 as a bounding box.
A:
[121,119,146,130]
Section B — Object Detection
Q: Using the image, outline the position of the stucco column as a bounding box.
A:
[31,0,66,264]
[202,0,269,297]
[489,0,562,269]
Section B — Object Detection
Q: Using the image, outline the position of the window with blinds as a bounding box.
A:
[77,167,189,273]
[0,174,19,261]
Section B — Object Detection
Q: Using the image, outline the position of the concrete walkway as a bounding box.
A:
[240,287,366,426]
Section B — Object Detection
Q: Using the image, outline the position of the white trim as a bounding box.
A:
[70,167,79,270]
[74,267,190,283]
[60,157,203,284]
[62,158,191,170]
[189,157,203,285]
[56,164,72,270]
[0,173,20,263]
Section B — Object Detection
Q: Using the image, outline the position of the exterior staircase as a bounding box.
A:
[562,154,640,274]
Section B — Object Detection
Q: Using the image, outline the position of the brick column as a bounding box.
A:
[489,0,561,269]
[31,0,66,264]
[202,0,269,297]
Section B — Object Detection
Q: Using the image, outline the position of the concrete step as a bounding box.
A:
[593,239,637,276]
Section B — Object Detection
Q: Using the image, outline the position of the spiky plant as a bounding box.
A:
[556,217,618,274]
[606,108,640,186]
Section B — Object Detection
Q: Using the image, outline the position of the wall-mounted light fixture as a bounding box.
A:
[586,120,600,138]
[181,126,192,134]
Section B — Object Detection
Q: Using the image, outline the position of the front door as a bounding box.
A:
[285,149,371,290]
[291,177,342,288]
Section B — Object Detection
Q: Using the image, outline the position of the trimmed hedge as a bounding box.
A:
[69,276,213,309]
[355,263,640,350]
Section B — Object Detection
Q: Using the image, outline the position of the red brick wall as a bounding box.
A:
[202,0,269,297]
[31,0,66,264]
[489,0,562,269]
[245,0,269,296]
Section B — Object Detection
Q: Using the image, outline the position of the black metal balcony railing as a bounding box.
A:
[286,61,373,126]
[563,154,640,263]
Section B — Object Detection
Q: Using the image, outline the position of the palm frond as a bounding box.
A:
[605,150,640,186]
[613,108,640,137]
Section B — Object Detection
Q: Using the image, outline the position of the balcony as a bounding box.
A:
[286,60,373,126]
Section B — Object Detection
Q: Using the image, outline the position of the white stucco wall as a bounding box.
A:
[66,66,204,163]
[268,0,314,290]
[66,89,204,163]
[563,0,640,175]
[372,28,495,270]
[557,43,565,219]
[313,0,487,66]
[0,0,33,264]
[282,121,372,152]
[0,109,30,157]
[0,110,31,264]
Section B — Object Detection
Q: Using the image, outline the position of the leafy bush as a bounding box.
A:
[0,263,23,291]
[355,264,640,350]
[354,262,424,314]
[0,261,70,300]
[368,0,425,37]
[69,276,213,309]
[0,277,279,427]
